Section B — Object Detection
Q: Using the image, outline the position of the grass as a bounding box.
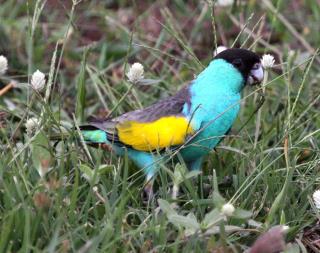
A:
[1,0,320,252]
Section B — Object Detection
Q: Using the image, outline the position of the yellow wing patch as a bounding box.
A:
[116,116,194,151]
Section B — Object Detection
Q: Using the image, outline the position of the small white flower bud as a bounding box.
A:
[63,197,71,206]
[31,70,46,91]
[288,50,295,58]
[126,62,144,84]
[313,190,320,209]
[261,54,275,69]
[25,117,40,136]
[221,203,235,217]
[0,55,8,75]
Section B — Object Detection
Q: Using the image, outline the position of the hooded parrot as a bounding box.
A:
[80,48,264,196]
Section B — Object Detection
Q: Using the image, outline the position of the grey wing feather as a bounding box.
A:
[89,84,191,128]
[112,84,191,123]
[80,84,192,145]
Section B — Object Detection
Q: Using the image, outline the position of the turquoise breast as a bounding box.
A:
[180,93,240,161]
[180,59,244,161]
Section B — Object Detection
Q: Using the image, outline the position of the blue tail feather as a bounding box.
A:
[81,130,107,143]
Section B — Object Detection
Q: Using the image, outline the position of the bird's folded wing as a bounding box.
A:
[115,116,194,151]
[84,85,197,151]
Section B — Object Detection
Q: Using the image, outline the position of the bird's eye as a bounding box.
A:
[252,63,260,70]
[232,58,243,68]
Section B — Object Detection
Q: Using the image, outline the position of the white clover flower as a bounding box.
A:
[313,190,320,209]
[288,50,295,58]
[63,197,71,206]
[0,55,8,75]
[25,117,40,136]
[261,54,275,69]
[216,0,234,7]
[213,46,228,57]
[221,203,235,217]
[31,70,46,91]
[126,62,144,84]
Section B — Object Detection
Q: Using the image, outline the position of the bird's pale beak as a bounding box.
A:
[247,63,264,85]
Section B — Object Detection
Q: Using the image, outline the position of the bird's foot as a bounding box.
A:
[142,180,154,204]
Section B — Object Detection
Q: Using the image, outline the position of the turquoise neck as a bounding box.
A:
[192,59,244,94]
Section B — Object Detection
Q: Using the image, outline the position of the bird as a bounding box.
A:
[80,48,264,196]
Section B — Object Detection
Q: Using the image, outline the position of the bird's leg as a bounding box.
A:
[144,178,154,202]
[142,161,159,203]
[187,157,204,171]
[141,172,157,205]
[126,150,158,202]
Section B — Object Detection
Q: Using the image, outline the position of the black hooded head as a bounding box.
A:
[215,48,263,85]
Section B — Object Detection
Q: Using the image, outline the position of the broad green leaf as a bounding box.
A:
[79,164,99,184]
[184,228,196,237]
[232,209,252,219]
[280,210,286,225]
[205,225,242,235]
[186,212,198,224]
[212,191,226,208]
[173,163,186,185]
[247,219,263,228]
[98,164,114,175]
[201,208,223,229]
[138,79,163,86]
[168,214,200,231]
[185,170,202,180]
[31,131,53,178]
[158,199,177,216]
